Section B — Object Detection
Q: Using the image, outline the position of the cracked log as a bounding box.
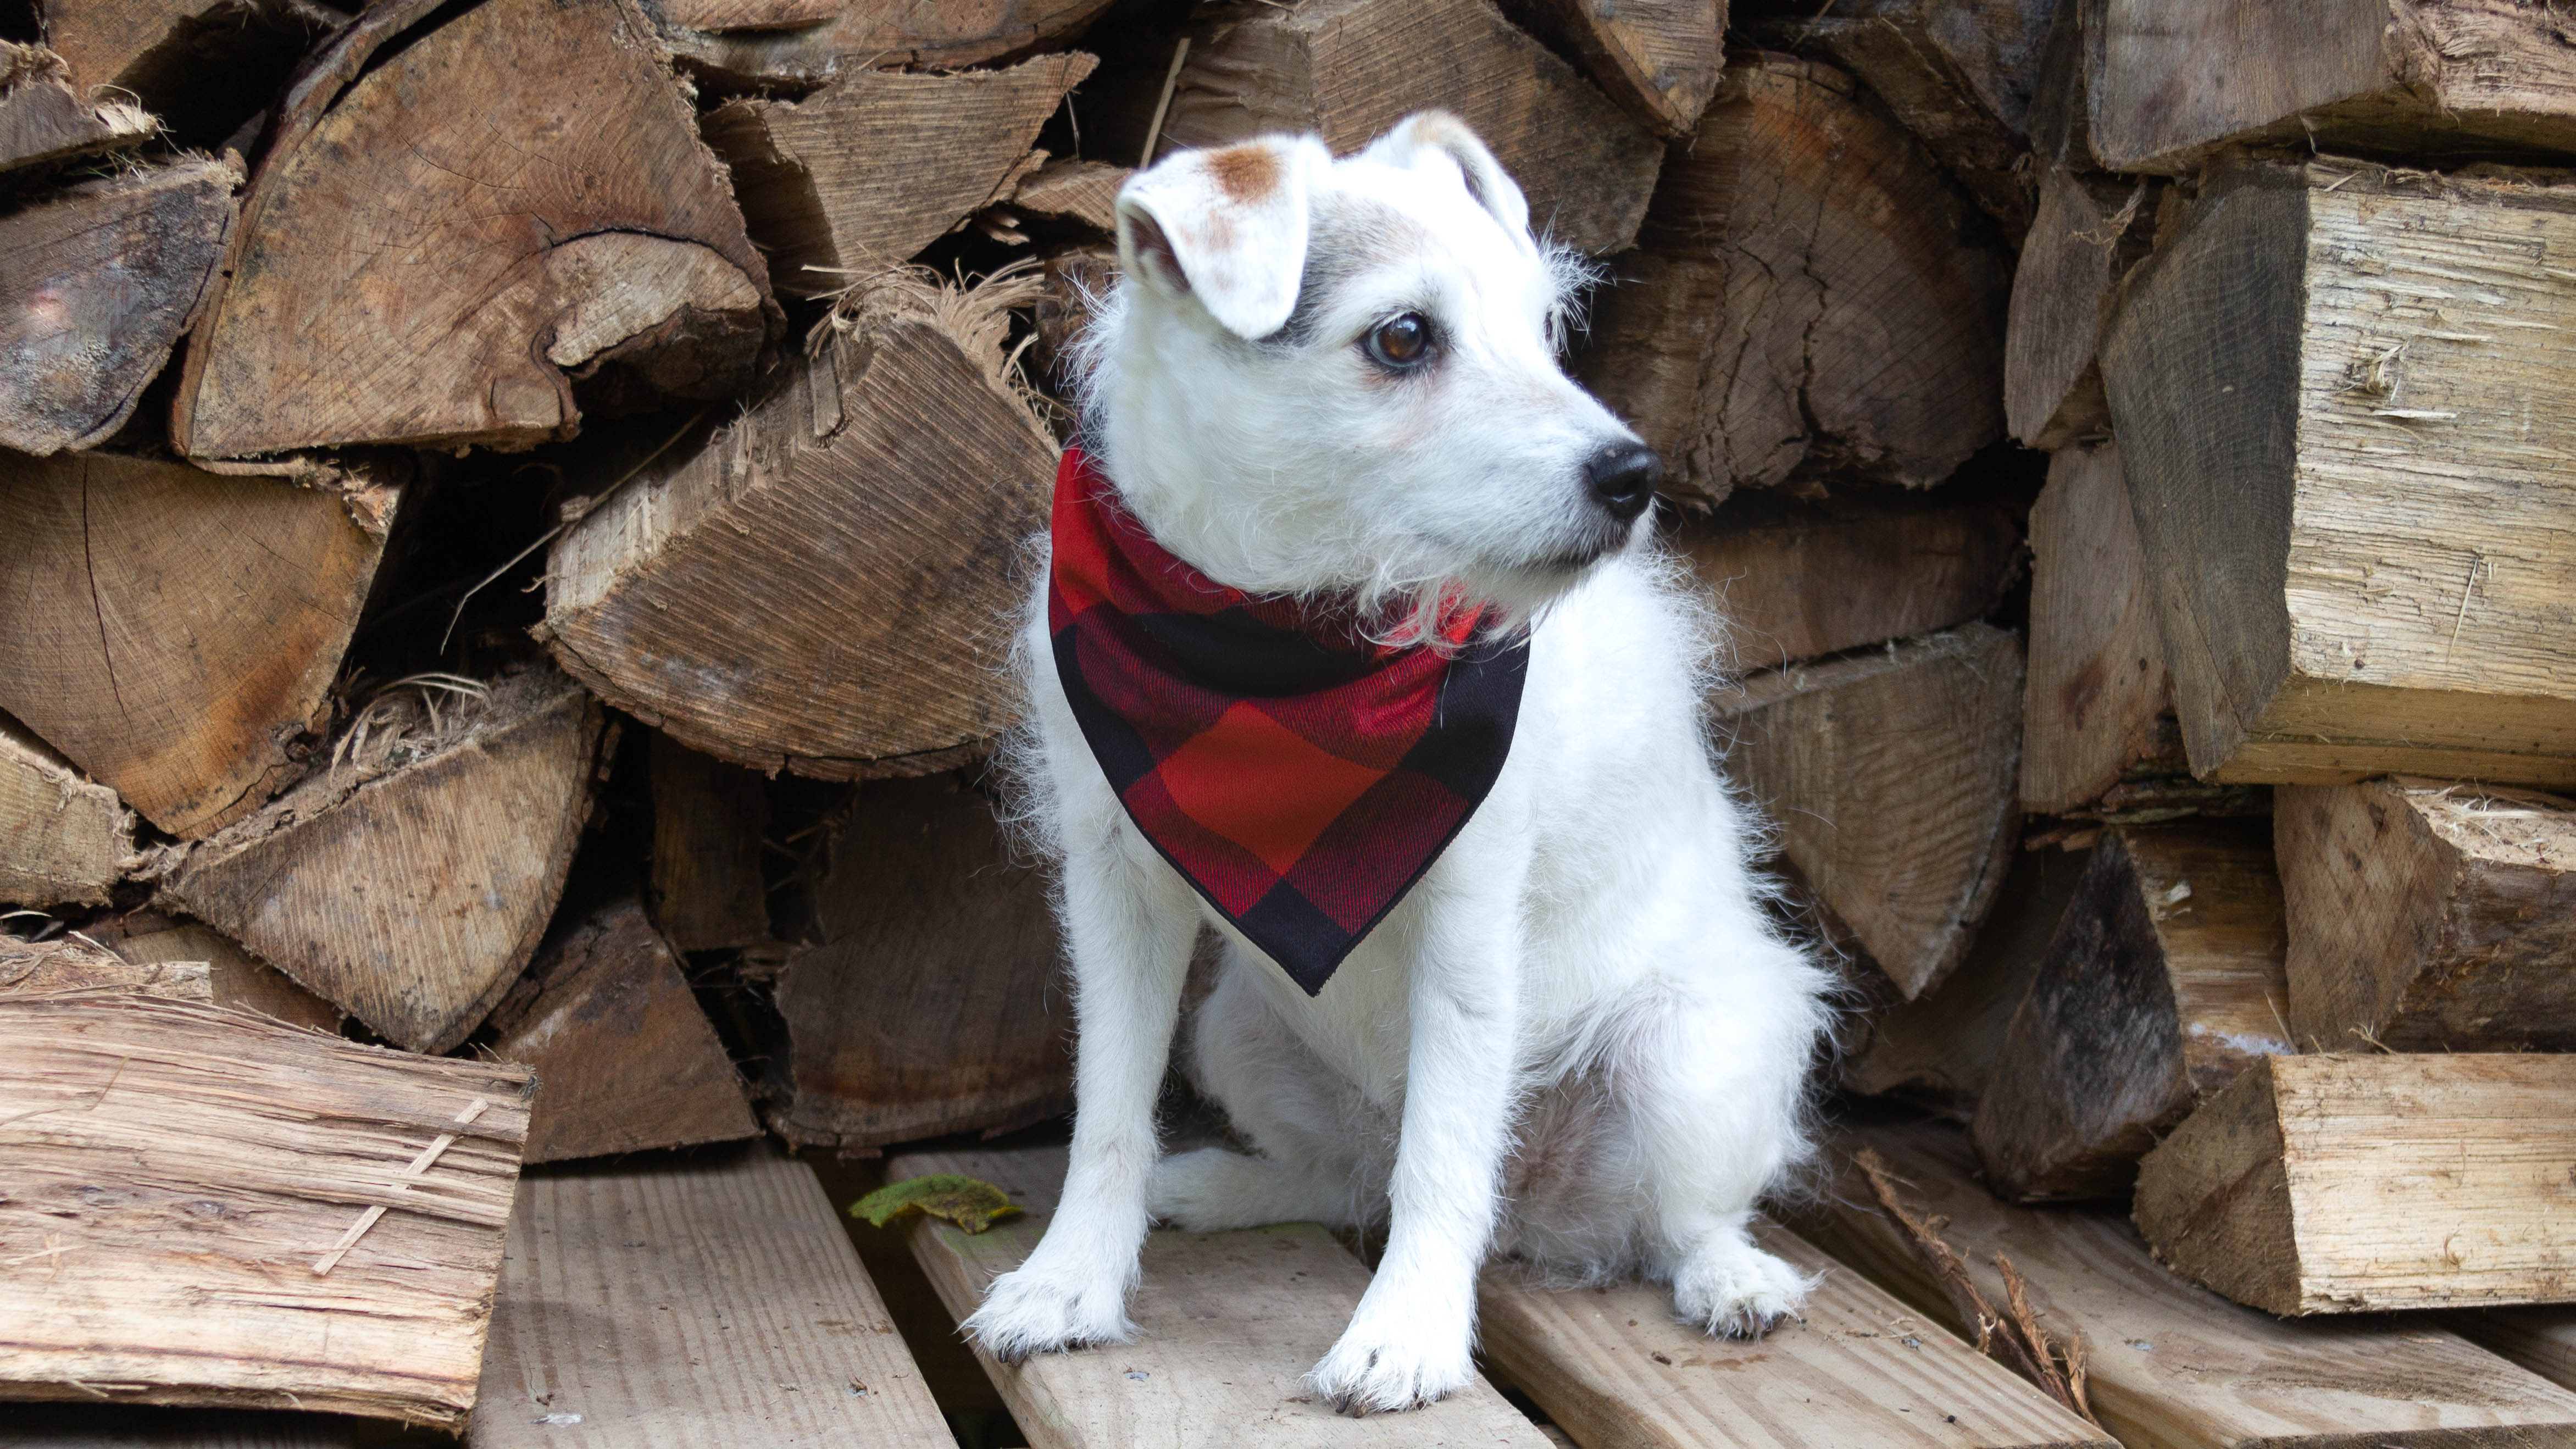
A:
[0,41,154,174]
[169,0,775,460]
[658,0,1114,88]
[704,51,1095,300]
[767,775,1069,1152]
[36,0,345,145]
[0,716,131,909]
[1971,818,2290,1203]
[543,270,1054,780]
[2020,440,2181,815]
[1579,54,2009,505]
[160,669,605,1054]
[0,452,401,840]
[1160,0,1662,257]
[0,156,239,456]
[1501,0,1723,140]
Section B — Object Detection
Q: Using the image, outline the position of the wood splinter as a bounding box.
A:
[313,1096,494,1275]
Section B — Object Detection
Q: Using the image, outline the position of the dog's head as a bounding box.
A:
[1077,112,1657,628]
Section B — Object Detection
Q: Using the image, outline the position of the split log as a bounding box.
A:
[1841,842,2091,1113]
[658,0,1113,88]
[2078,0,2576,175]
[1674,486,2021,673]
[703,52,1095,299]
[1744,0,2061,238]
[2019,441,2180,815]
[544,269,1054,780]
[169,0,775,460]
[1584,54,2010,504]
[37,0,344,145]
[485,898,756,1164]
[2136,1053,2576,1315]
[1160,0,1662,257]
[1,931,202,997]
[0,452,402,840]
[765,775,1068,1151]
[0,42,153,174]
[0,157,238,456]
[2003,168,2156,449]
[0,994,533,1426]
[1787,1118,2576,1447]
[648,733,771,954]
[1970,820,2289,1203]
[0,717,131,909]
[2103,160,2576,787]
[160,670,605,1054]
[106,915,343,1032]
[2277,778,2576,1053]
[1500,0,1723,140]
[1009,157,1129,235]
[1711,622,2024,1001]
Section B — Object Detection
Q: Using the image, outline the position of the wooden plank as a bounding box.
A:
[2018,442,2179,815]
[468,1143,951,1448]
[2099,158,2576,787]
[1787,1117,2576,1448]
[1478,1221,2116,1449]
[891,1143,1551,1448]
[2277,777,2576,1053]
[2135,1053,2576,1316]
[0,995,534,1428]
[2457,1308,2576,1398]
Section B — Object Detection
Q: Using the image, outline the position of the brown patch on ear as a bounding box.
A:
[1206,144,1281,203]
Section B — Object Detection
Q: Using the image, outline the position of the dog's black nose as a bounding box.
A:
[1583,442,1661,524]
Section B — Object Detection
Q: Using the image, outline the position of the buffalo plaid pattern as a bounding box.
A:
[1048,447,1529,996]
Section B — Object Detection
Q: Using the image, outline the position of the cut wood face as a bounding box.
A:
[40,0,345,145]
[2019,441,2179,815]
[1161,0,1663,257]
[109,919,344,1033]
[0,42,156,174]
[659,0,1116,82]
[170,0,775,458]
[0,453,399,840]
[1510,0,1724,140]
[2003,169,2156,449]
[0,995,534,1427]
[0,717,131,909]
[163,671,604,1054]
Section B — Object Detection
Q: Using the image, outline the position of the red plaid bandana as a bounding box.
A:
[1048,447,1529,995]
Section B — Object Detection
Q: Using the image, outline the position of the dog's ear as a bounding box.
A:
[1115,135,1325,340]
[1362,111,1534,249]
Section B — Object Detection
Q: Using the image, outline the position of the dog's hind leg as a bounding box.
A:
[962,820,1198,1363]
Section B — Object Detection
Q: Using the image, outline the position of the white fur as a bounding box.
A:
[966,112,1834,1415]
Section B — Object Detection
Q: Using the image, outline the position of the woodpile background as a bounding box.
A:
[5,0,2576,1445]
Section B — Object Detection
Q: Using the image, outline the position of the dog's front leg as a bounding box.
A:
[1309,867,1525,1415]
[964,828,1196,1363]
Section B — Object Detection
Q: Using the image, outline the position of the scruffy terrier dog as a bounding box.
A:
[969,110,1833,1415]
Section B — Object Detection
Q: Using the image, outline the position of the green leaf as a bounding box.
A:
[851,1174,1025,1234]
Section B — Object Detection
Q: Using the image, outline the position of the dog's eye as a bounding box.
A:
[1364,313,1434,369]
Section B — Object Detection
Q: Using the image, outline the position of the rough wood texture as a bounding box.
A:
[2082,0,2576,174]
[171,0,774,459]
[0,42,153,174]
[2278,778,2576,1054]
[1503,0,1722,140]
[893,1143,1552,1449]
[647,734,771,954]
[703,52,1095,300]
[39,0,344,144]
[1012,158,1129,234]
[0,995,534,1428]
[2136,1053,2576,1315]
[1711,623,2024,1001]
[767,775,1068,1151]
[2101,160,2576,786]
[0,158,238,456]
[468,1145,951,1447]
[1585,55,2009,504]
[162,670,604,1055]
[109,917,342,1033]
[485,898,756,1165]
[545,271,1054,780]
[0,452,399,840]
[0,718,130,909]
[1972,820,2289,1203]
[2003,169,2155,449]
[2020,442,2180,815]
[1792,1118,2576,1448]
[1161,0,1661,257]
[2,932,204,998]
[659,0,1114,86]
[1673,488,2020,673]
[2458,1308,2576,1400]
[1479,1220,2116,1449]
[1841,843,2091,1112]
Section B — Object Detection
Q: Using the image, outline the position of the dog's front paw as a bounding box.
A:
[1307,1309,1475,1415]
[1673,1235,1817,1340]
[963,1262,1135,1365]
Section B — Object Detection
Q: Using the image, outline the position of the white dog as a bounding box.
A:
[968,110,1833,1415]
